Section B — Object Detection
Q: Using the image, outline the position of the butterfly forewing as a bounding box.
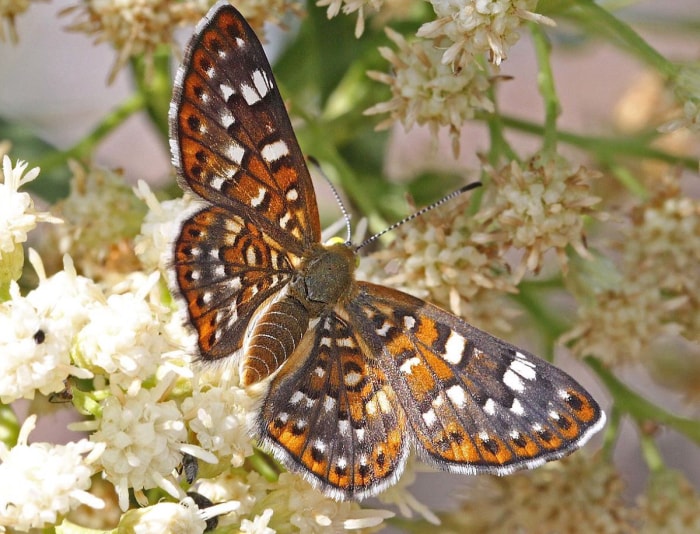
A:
[170,2,320,256]
[259,311,409,499]
[349,283,604,474]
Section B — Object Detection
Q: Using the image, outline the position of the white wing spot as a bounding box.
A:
[261,139,290,163]
[338,420,350,435]
[446,384,466,408]
[279,211,292,228]
[510,359,537,381]
[314,366,325,377]
[189,269,200,280]
[403,315,416,330]
[376,390,392,413]
[241,82,260,105]
[510,398,525,416]
[211,176,225,190]
[337,457,347,469]
[228,277,242,292]
[337,337,355,348]
[220,83,234,101]
[356,429,365,442]
[250,187,267,208]
[289,391,304,405]
[277,412,289,424]
[313,439,326,453]
[443,331,467,365]
[484,398,496,415]
[503,369,525,392]
[226,141,245,165]
[235,37,245,47]
[220,109,234,128]
[319,337,332,347]
[478,431,490,442]
[399,356,420,375]
[422,409,437,427]
[205,66,215,79]
[432,395,444,408]
[286,188,299,201]
[252,68,272,98]
[344,370,362,387]
[245,246,258,266]
[549,410,560,420]
[225,217,243,233]
[376,321,391,337]
[323,395,336,412]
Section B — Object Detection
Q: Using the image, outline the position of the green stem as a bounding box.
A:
[248,447,282,482]
[511,281,570,351]
[530,23,559,155]
[600,406,621,461]
[495,114,699,170]
[639,433,665,474]
[608,161,649,199]
[586,356,700,445]
[37,94,146,173]
[130,49,173,142]
[571,0,679,78]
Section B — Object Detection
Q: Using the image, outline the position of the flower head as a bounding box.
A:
[90,383,188,511]
[0,415,105,531]
[0,0,32,42]
[0,255,101,403]
[434,454,635,532]
[358,194,517,335]
[63,0,208,82]
[38,162,146,281]
[73,275,169,393]
[417,0,554,69]
[317,0,384,37]
[366,28,493,157]
[117,497,208,534]
[637,470,700,533]
[659,63,700,132]
[134,180,199,274]
[181,377,258,468]
[478,155,602,280]
[254,471,393,532]
[0,156,61,286]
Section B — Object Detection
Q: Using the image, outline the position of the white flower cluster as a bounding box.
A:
[0,416,105,530]
[418,0,553,69]
[0,163,403,532]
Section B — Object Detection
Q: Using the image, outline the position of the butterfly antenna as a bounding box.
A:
[355,181,482,251]
[308,156,353,244]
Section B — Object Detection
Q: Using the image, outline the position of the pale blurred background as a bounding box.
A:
[1,0,698,520]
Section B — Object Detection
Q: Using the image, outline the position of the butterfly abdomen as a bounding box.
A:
[243,296,310,386]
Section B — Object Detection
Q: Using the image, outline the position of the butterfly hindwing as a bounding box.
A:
[170,1,320,256]
[349,282,605,474]
[173,206,295,360]
[259,311,410,499]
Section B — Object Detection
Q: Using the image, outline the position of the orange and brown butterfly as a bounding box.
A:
[169,0,605,500]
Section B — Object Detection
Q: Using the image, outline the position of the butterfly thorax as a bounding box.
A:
[241,242,357,386]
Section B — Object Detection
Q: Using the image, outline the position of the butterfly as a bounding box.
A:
[169,1,605,501]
